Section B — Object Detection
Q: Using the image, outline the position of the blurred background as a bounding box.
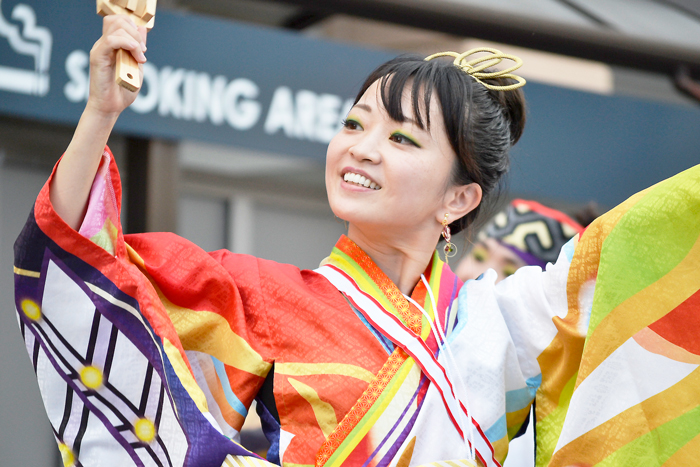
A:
[2,0,700,465]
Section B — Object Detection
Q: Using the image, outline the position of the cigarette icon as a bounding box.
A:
[0,0,53,96]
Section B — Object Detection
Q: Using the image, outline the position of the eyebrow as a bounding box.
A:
[353,103,418,126]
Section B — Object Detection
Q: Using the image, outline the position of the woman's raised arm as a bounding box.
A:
[50,15,147,230]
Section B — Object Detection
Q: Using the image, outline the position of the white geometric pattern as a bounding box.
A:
[20,258,188,467]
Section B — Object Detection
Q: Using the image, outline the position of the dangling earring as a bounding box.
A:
[441,213,457,264]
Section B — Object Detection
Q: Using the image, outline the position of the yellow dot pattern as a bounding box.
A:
[134,418,156,443]
[80,366,104,390]
[58,443,75,467]
[21,299,41,321]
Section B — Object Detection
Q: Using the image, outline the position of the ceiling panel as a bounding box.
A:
[172,0,300,26]
[568,0,700,48]
[440,0,597,27]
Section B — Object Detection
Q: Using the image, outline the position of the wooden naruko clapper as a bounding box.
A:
[96,0,157,92]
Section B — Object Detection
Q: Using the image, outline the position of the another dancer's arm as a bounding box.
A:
[51,15,147,230]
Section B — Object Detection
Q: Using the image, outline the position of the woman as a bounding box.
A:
[456,199,585,283]
[14,15,700,467]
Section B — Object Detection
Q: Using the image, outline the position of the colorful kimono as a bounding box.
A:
[13,147,700,467]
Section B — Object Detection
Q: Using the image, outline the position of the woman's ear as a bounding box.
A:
[442,182,482,223]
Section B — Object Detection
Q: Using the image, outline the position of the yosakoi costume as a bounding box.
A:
[13,148,700,467]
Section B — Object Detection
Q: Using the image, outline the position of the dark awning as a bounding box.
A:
[268,0,700,79]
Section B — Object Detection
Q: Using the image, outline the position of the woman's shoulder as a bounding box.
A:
[208,248,302,275]
[209,248,327,283]
[209,248,344,305]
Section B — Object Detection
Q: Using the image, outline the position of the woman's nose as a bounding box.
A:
[349,132,382,163]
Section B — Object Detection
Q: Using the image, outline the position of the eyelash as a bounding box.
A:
[390,132,420,147]
[342,119,362,131]
[342,119,420,147]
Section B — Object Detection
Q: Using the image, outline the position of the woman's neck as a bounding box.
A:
[347,224,440,295]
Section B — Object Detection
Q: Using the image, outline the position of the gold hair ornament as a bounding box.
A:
[424,48,526,91]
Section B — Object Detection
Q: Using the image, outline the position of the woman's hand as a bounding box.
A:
[86,15,148,118]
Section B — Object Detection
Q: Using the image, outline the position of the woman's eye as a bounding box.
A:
[472,248,488,263]
[343,119,363,131]
[503,266,517,278]
[389,132,419,147]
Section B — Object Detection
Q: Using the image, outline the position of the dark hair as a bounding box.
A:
[354,54,526,236]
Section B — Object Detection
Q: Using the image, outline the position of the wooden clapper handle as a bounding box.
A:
[97,0,157,92]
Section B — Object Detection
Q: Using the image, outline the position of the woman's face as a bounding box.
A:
[455,237,527,283]
[325,80,461,237]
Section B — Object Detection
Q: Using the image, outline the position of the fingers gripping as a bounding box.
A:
[97,0,157,91]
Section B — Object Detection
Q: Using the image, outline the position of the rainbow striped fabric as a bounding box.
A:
[540,163,700,466]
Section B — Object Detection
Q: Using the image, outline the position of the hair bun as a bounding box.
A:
[487,78,527,145]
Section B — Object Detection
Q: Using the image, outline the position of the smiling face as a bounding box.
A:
[325,80,469,242]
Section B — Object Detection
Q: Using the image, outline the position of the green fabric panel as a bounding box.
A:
[586,166,700,336]
[535,373,578,467]
[596,403,700,467]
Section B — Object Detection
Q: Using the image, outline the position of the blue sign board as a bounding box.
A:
[0,0,393,159]
[1,0,699,207]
